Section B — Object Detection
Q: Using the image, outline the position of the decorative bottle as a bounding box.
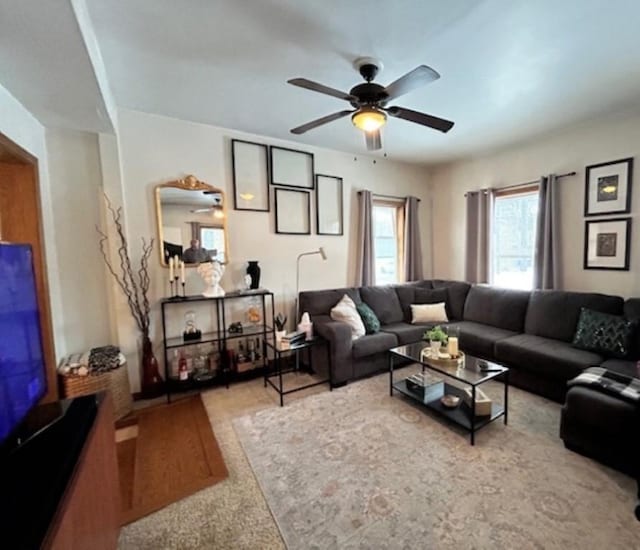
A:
[178,351,188,381]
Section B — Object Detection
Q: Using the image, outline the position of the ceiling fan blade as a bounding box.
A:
[384,65,440,101]
[288,78,356,102]
[386,106,454,133]
[365,129,382,151]
[290,110,354,134]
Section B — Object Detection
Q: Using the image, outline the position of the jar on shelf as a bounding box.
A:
[246,296,262,326]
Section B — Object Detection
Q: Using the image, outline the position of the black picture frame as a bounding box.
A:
[315,174,343,236]
[231,139,270,212]
[583,217,631,271]
[274,188,311,235]
[584,157,633,217]
[269,146,314,189]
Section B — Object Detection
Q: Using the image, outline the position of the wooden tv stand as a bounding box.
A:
[2,393,120,549]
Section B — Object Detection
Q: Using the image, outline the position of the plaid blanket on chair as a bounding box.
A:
[568,367,640,404]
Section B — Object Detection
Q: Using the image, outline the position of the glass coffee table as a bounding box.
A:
[389,342,509,445]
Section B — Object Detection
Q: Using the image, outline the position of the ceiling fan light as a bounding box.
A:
[352,108,386,132]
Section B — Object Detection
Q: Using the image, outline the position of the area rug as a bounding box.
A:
[233,369,640,549]
[117,396,228,525]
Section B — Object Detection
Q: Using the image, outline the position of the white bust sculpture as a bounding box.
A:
[197,260,225,297]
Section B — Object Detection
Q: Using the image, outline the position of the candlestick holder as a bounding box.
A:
[181,281,186,298]
[168,276,183,300]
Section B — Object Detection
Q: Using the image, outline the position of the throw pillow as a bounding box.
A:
[411,302,449,324]
[330,294,366,340]
[356,302,381,334]
[414,288,451,318]
[572,307,638,359]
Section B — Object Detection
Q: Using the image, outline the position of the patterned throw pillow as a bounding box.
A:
[572,307,638,359]
[356,302,381,334]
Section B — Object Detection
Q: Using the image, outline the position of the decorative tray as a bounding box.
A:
[420,348,465,368]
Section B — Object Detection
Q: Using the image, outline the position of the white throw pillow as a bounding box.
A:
[411,302,449,324]
[330,294,366,340]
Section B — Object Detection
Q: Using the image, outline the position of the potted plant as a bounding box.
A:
[424,325,448,355]
[274,313,287,345]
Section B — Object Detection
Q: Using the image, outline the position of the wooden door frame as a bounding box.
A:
[0,130,58,403]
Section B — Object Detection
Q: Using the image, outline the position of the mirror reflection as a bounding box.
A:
[156,176,229,266]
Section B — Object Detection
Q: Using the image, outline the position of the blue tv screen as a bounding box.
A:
[0,243,47,443]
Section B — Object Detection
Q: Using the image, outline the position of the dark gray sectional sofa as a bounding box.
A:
[299,280,640,402]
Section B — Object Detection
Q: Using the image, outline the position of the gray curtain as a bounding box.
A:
[533,174,559,289]
[465,189,493,283]
[403,196,423,281]
[356,190,374,286]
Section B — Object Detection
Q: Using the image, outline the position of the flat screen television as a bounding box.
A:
[0,243,47,444]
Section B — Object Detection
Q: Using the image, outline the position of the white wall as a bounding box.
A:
[115,108,432,391]
[429,110,640,298]
[0,83,66,357]
[45,128,112,353]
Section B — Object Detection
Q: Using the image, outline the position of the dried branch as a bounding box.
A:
[97,194,154,336]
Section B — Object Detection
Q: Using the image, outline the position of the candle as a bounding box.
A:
[174,255,179,277]
[180,260,185,283]
[447,336,459,357]
[169,257,174,280]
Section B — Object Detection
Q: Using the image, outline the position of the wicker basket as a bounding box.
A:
[59,363,133,421]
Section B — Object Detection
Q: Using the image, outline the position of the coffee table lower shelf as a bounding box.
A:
[392,379,504,442]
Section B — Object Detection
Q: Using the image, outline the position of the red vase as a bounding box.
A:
[141,335,164,397]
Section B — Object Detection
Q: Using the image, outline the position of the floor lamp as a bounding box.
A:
[295,247,327,323]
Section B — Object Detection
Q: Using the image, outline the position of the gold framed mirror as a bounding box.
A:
[155,175,229,267]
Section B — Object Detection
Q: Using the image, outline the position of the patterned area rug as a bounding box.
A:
[234,368,640,549]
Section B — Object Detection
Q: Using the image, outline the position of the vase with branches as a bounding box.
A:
[97,196,164,397]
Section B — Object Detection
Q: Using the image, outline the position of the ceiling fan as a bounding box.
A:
[288,57,454,151]
[190,192,224,218]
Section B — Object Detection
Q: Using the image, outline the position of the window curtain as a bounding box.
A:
[533,174,559,289]
[356,190,374,286]
[403,196,423,281]
[464,189,493,283]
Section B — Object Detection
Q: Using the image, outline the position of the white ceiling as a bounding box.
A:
[3,1,640,164]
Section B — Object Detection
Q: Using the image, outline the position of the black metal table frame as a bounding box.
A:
[264,338,332,406]
[389,351,509,445]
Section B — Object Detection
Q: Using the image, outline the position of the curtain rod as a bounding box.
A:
[357,191,421,202]
[465,171,577,196]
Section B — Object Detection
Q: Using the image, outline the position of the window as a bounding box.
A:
[491,187,539,290]
[373,201,404,285]
[200,226,226,263]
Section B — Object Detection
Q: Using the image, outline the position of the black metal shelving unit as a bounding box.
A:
[160,289,275,402]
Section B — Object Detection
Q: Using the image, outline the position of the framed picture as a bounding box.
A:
[316,174,343,235]
[584,157,633,216]
[231,139,270,211]
[274,188,311,234]
[270,146,314,189]
[584,217,631,270]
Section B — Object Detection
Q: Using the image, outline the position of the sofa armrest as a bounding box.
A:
[314,317,354,384]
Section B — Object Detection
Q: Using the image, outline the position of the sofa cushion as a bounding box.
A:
[300,287,361,317]
[411,303,448,324]
[463,285,530,332]
[445,321,517,359]
[600,359,638,379]
[624,298,640,321]
[431,280,471,321]
[355,302,381,334]
[524,290,624,343]
[394,283,423,322]
[381,322,431,345]
[360,285,404,324]
[330,294,365,340]
[572,308,638,359]
[352,332,398,359]
[495,334,604,381]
